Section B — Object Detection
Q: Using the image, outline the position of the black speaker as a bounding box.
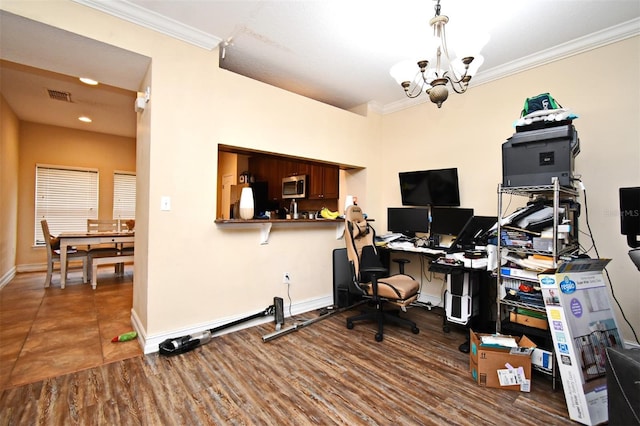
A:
[333,248,355,308]
[606,347,640,425]
[620,187,640,248]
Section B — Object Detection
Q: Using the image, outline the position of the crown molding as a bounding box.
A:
[72,0,221,50]
[383,18,640,115]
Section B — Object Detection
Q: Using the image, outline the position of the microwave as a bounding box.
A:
[282,175,307,199]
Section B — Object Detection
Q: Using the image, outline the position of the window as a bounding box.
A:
[35,165,99,245]
[113,171,136,220]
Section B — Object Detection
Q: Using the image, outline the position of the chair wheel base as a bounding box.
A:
[375,333,383,342]
[346,320,354,330]
[412,326,420,334]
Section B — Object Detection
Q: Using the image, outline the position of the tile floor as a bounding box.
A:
[0,266,142,390]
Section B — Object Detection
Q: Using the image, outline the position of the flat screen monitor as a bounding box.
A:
[399,168,461,207]
[450,215,497,251]
[620,186,640,248]
[430,207,474,236]
[387,207,430,238]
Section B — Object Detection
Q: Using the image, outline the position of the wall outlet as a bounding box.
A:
[283,272,290,284]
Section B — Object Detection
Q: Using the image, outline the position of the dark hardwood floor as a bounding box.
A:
[0,271,573,425]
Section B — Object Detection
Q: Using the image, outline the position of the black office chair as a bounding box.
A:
[344,205,420,341]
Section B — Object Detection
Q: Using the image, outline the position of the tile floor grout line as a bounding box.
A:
[5,280,47,389]
[1,268,140,390]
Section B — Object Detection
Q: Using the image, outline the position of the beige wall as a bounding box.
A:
[16,122,135,268]
[380,38,640,340]
[0,94,20,286]
[2,1,638,347]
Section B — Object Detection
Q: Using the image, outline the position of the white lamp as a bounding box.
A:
[239,187,255,220]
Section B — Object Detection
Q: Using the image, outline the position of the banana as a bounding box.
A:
[320,207,340,219]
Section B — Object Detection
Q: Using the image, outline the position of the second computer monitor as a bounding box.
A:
[430,207,474,237]
[387,207,430,238]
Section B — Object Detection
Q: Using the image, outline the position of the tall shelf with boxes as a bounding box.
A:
[496,177,580,387]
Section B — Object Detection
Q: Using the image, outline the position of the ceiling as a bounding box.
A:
[1,1,639,137]
[0,11,150,138]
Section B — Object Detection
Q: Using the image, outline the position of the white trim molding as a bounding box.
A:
[0,267,17,289]
[383,18,640,115]
[72,0,222,50]
[139,294,333,355]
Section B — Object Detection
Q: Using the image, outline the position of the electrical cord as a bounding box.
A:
[579,181,639,345]
[284,281,312,324]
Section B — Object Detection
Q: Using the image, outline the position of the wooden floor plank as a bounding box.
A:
[0,271,575,424]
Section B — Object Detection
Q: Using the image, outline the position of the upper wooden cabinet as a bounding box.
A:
[308,164,339,200]
[249,156,339,201]
[281,160,310,177]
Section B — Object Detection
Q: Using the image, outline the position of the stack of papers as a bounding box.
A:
[388,241,415,250]
[481,335,518,348]
[376,233,404,243]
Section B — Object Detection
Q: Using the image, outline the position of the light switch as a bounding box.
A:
[160,196,171,211]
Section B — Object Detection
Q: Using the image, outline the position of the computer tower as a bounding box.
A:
[502,124,580,188]
[445,272,479,325]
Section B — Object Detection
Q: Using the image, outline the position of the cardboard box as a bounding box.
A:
[509,310,549,330]
[469,330,536,391]
[539,258,621,426]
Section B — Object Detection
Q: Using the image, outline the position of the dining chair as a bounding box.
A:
[87,218,133,275]
[87,219,119,233]
[41,220,89,287]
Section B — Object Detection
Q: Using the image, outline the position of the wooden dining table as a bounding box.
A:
[58,231,135,288]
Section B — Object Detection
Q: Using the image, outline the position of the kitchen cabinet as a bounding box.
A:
[249,157,339,202]
[281,160,309,177]
[308,164,339,200]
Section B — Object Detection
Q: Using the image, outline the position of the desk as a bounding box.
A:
[382,241,446,257]
[58,231,135,288]
[429,261,497,346]
[379,244,494,351]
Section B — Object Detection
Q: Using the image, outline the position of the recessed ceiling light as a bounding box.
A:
[79,77,99,85]
[78,116,92,123]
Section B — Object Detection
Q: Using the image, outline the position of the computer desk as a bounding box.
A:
[379,243,496,352]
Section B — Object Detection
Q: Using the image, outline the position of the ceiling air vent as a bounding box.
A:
[47,89,72,102]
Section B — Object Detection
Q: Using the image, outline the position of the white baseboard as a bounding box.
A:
[417,292,443,308]
[17,262,86,273]
[138,294,333,355]
[0,267,17,289]
[16,263,46,273]
[138,295,333,355]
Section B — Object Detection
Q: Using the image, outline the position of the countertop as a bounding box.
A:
[215,218,343,224]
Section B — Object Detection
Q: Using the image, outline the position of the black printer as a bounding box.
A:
[502,124,580,188]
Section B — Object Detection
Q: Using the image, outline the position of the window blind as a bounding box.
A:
[113,172,136,220]
[34,165,99,245]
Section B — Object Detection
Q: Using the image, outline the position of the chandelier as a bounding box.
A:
[389,0,489,108]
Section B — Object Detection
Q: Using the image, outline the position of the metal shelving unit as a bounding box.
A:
[495,177,580,388]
